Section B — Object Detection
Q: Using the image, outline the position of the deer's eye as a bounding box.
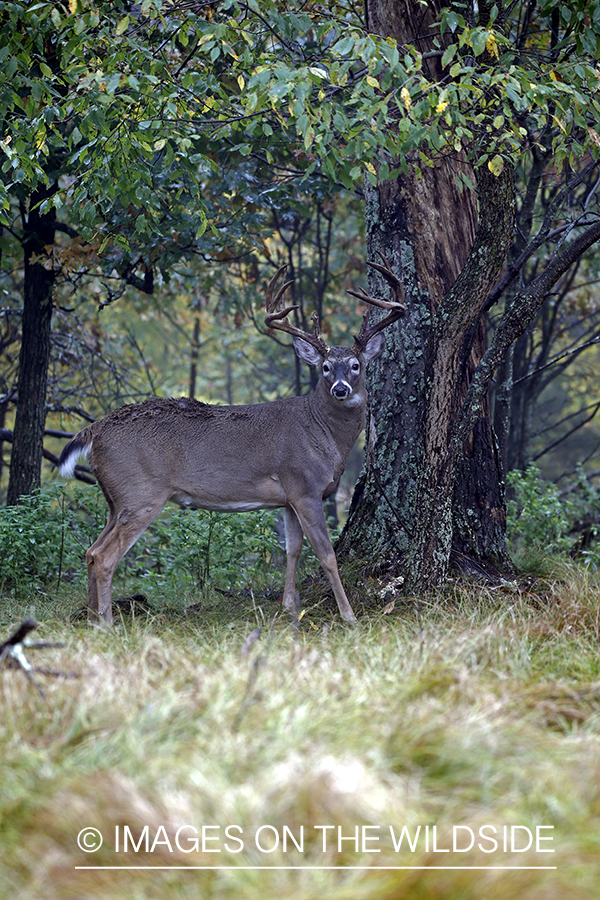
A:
[351,361,360,373]
[323,362,331,375]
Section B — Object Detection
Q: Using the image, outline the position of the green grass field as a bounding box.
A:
[1,563,600,899]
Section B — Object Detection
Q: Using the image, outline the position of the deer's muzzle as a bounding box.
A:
[331,381,352,400]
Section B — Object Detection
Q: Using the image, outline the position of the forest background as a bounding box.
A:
[1,0,600,595]
[2,5,600,900]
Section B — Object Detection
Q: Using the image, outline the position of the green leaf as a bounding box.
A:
[441,43,457,68]
[471,29,488,56]
[446,11,462,31]
[333,35,356,57]
[296,113,309,136]
[134,213,148,234]
[195,211,208,238]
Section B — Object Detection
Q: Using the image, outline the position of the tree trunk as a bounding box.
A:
[402,165,515,590]
[189,314,201,399]
[338,0,514,587]
[338,162,472,567]
[0,400,6,492]
[451,318,510,572]
[7,187,57,504]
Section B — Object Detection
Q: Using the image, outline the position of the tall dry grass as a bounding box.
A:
[1,564,600,899]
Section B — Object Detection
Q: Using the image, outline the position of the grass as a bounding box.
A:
[1,562,600,899]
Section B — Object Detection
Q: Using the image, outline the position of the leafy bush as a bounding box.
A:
[506,465,574,555]
[561,468,600,568]
[0,483,283,598]
[507,465,600,567]
[0,484,105,593]
[145,506,282,591]
[0,490,55,591]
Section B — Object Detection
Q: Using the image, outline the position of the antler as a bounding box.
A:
[348,252,406,353]
[264,265,329,356]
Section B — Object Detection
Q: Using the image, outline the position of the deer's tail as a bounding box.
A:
[58,428,94,479]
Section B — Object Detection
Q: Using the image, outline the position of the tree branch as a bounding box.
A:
[436,164,516,343]
[532,401,600,462]
[453,217,600,454]
[485,160,599,311]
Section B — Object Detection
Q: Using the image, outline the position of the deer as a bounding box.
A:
[58,255,405,626]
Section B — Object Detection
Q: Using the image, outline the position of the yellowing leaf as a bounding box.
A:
[588,127,600,148]
[365,161,376,176]
[401,86,411,111]
[237,75,245,91]
[485,33,499,58]
[366,75,379,89]
[488,154,504,176]
[436,99,449,114]
[68,0,78,12]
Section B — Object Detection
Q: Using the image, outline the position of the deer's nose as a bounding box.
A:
[331,381,351,400]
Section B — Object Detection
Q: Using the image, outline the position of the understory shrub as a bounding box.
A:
[507,465,574,555]
[507,465,600,566]
[0,484,103,593]
[0,483,283,597]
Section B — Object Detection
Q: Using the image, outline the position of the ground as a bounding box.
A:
[1,565,599,899]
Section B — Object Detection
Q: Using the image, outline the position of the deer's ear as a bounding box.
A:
[359,332,385,363]
[293,337,324,367]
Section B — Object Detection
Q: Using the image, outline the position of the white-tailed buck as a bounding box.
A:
[59,256,404,625]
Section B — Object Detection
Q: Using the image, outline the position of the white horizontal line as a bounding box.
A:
[75,865,558,871]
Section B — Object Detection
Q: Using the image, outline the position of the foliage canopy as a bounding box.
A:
[1,0,599,256]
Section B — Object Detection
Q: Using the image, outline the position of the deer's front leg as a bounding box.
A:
[290,498,358,624]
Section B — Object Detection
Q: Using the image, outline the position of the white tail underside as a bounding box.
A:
[58,442,92,479]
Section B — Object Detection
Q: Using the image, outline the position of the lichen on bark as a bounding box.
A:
[338,157,516,589]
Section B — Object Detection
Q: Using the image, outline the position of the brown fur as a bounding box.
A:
[59,341,385,626]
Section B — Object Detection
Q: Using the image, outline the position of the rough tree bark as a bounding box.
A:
[406,165,515,589]
[6,186,57,504]
[338,0,515,587]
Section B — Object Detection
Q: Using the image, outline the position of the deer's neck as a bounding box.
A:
[308,380,367,457]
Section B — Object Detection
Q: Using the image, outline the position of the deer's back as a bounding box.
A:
[83,395,355,510]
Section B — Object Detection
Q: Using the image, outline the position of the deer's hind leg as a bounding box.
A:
[282,506,304,622]
[85,500,117,624]
[86,495,168,625]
